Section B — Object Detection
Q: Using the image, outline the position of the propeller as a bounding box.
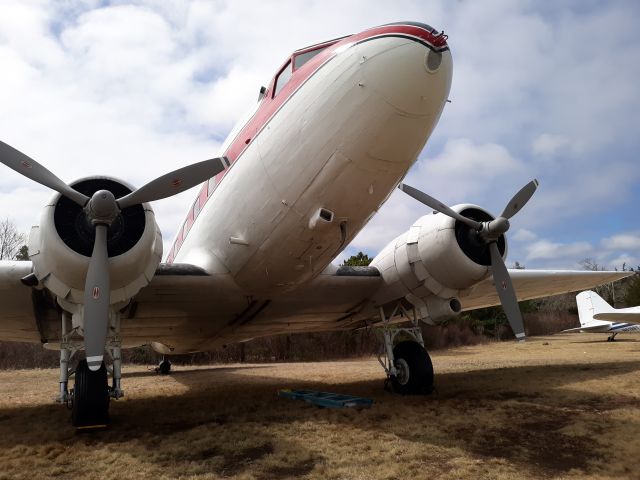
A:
[398,179,539,341]
[0,140,229,370]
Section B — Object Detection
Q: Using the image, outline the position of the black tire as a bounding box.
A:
[158,359,171,375]
[390,341,434,395]
[72,359,110,428]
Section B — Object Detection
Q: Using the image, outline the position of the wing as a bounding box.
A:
[2,260,629,352]
[459,270,631,311]
[593,312,640,324]
[0,261,43,343]
[0,261,383,351]
[124,264,383,353]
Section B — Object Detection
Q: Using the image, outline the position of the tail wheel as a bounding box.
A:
[72,359,110,428]
[391,341,434,395]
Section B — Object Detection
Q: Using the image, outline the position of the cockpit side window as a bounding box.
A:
[293,46,327,70]
[273,60,293,97]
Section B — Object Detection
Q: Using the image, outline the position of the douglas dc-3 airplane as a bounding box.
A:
[563,290,640,341]
[0,22,631,428]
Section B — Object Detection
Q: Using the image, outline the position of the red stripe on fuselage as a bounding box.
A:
[167,23,447,263]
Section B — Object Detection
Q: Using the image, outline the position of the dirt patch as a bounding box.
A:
[261,458,318,478]
[451,404,596,475]
[152,414,229,434]
[221,443,274,476]
[579,395,640,413]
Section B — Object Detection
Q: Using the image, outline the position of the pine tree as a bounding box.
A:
[341,252,372,266]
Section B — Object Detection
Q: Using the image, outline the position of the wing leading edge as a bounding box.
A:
[459,270,632,311]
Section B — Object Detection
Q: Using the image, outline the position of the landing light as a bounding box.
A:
[425,50,442,73]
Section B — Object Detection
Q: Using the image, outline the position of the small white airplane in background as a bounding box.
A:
[0,22,632,428]
[563,290,640,341]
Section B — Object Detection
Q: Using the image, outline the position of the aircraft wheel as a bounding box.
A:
[158,359,172,375]
[72,359,110,428]
[391,341,434,395]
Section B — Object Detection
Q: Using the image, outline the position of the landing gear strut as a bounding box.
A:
[57,310,124,428]
[607,333,618,342]
[375,303,434,394]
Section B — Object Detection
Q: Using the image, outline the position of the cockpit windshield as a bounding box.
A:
[273,60,292,97]
[271,36,347,98]
[293,46,327,70]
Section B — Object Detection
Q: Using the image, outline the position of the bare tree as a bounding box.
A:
[0,218,26,260]
[579,258,604,271]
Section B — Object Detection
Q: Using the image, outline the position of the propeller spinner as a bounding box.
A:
[0,140,229,370]
[398,179,539,341]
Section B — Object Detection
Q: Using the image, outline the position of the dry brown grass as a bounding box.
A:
[0,333,639,479]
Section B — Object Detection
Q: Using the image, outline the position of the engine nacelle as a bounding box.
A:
[371,204,507,323]
[28,177,163,306]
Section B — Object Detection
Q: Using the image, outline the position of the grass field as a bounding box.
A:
[0,333,639,479]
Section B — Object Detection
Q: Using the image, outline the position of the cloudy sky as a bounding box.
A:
[0,0,638,271]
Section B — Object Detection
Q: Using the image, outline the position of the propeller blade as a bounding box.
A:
[118,157,230,209]
[82,224,111,371]
[398,183,482,230]
[500,179,539,219]
[489,242,525,341]
[0,141,89,206]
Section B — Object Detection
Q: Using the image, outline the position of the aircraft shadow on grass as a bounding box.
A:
[121,364,272,379]
[0,360,639,478]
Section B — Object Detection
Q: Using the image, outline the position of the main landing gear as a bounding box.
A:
[157,357,172,375]
[375,303,434,395]
[607,333,618,342]
[57,311,124,429]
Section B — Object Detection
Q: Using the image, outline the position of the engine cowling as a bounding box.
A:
[371,204,507,323]
[28,176,163,306]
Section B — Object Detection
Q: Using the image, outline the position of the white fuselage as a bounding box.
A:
[174,29,453,295]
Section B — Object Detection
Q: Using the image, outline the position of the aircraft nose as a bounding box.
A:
[357,25,452,116]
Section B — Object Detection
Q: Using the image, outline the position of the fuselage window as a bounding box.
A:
[208,176,216,197]
[293,47,327,70]
[273,60,292,97]
[193,198,201,218]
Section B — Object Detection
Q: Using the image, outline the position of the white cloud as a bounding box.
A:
[525,239,592,262]
[601,232,640,251]
[512,228,537,242]
[532,133,577,157]
[607,254,640,271]
[505,228,640,271]
[416,138,527,203]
